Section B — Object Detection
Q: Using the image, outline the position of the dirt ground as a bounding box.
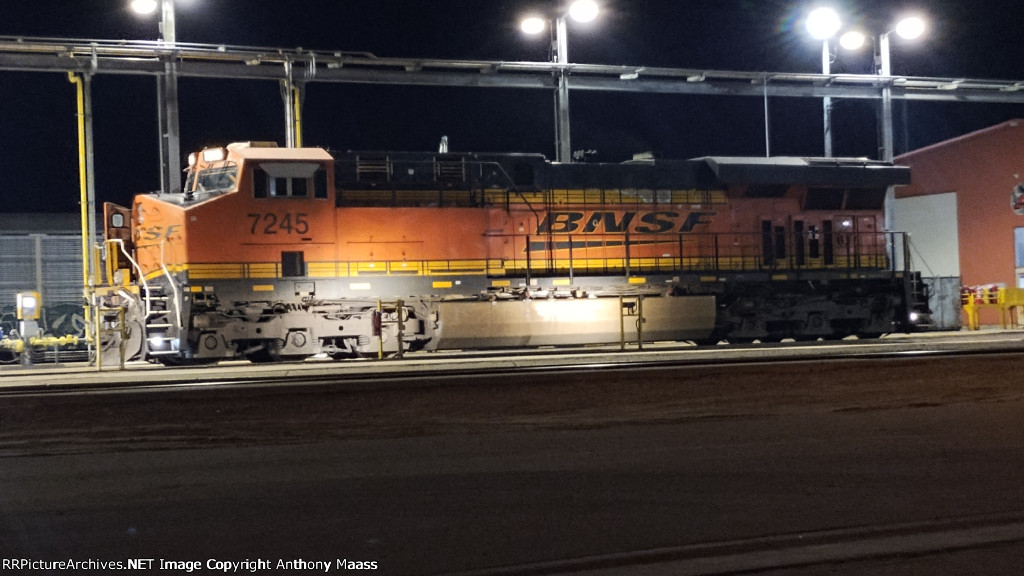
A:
[4,352,1023,454]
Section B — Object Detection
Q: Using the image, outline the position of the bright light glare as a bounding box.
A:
[806,7,841,40]
[839,30,866,50]
[521,16,547,35]
[202,148,227,162]
[568,0,599,23]
[130,0,159,15]
[895,16,926,40]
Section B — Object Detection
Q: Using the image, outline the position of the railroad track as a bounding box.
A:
[2,332,1023,398]
[442,512,1024,575]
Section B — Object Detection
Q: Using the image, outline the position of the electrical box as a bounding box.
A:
[16,291,41,320]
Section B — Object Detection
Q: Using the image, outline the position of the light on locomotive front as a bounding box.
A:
[202,148,227,163]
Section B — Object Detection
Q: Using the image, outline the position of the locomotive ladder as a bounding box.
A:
[143,285,178,357]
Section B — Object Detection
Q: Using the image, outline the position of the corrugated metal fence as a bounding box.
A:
[0,234,86,337]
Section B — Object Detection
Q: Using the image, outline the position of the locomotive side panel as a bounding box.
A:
[333,207,490,283]
[432,296,716,349]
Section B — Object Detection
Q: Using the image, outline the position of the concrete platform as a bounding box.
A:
[1,327,1021,390]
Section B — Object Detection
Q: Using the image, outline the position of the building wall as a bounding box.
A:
[893,193,959,277]
[896,119,1024,326]
[893,193,961,329]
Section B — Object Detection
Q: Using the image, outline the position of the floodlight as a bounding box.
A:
[131,0,159,15]
[569,0,599,23]
[806,7,841,40]
[521,17,547,35]
[839,30,866,50]
[895,16,926,40]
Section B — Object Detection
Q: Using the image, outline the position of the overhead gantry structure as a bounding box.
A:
[6,35,1024,171]
[3,36,1024,103]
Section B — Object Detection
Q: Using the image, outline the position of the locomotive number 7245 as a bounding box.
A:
[248,213,310,235]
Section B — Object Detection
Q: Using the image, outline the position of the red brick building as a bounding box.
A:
[894,119,1024,327]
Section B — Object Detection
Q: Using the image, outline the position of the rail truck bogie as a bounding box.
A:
[96,142,931,364]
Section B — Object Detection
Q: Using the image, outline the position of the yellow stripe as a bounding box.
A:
[307,262,344,277]
[176,251,874,284]
[252,284,275,292]
[427,260,487,275]
[247,263,278,278]
[432,281,453,289]
[188,263,245,279]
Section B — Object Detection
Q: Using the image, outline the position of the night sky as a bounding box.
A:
[2,0,1024,213]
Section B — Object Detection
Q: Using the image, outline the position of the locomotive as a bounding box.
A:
[96,141,931,364]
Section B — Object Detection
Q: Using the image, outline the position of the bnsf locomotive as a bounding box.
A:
[96,141,930,363]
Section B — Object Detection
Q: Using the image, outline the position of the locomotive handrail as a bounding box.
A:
[157,238,184,344]
[181,230,899,282]
[105,238,151,317]
[335,157,523,209]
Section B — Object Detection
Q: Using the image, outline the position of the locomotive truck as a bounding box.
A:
[95,141,931,363]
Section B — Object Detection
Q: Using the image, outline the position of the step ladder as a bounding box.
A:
[143,285,178,357]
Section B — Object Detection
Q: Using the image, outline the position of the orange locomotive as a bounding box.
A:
[98,142,930,363]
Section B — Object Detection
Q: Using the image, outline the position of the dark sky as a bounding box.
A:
[2,0,1024,212]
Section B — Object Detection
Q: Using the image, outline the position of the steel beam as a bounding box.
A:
[3,36,1024,105]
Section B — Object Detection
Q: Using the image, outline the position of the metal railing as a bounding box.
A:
[182,231,905,284]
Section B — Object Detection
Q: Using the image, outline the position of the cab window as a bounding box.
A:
[194,165,238,192]
[253,162,328,199]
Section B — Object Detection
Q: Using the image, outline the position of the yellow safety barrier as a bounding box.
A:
[961,285,1024,330]
[998,287,1024,329]
[0,338,25,354]
[1,335,82,358]
[29,335,82,348]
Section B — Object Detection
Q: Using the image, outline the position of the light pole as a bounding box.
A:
[521,0,599,163]
[806,8,925,160]
[835,16,925,161]
[835,15,925,242]
[132,0,182,194]
[805,7,842,157]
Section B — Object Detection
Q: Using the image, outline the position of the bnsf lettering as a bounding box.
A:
[248,213,310,235]
[635,211,677,233]
[679,211,715,232]
[141,224,181,241]
[583,212,634,233]
[538,212,584,234]
[538,211,716,234]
